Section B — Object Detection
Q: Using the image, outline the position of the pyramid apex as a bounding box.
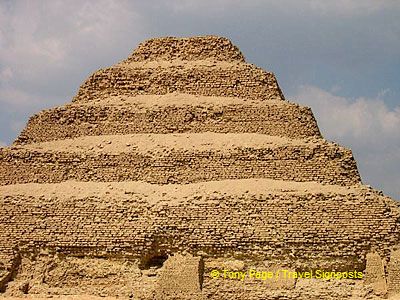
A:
[125,35,246,62]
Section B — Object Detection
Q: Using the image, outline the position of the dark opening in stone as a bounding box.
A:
[139,254,168,270]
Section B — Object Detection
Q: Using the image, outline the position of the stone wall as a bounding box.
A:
[0,142,360,186]
[387,249,400,296]
[124,36,245,63]
[156,254,203,299]
[14,99,321,145]
[0,182,399,272]
[2,254,151,298]
[2,35,400,299]
[201,271,367,300]
[72,64,284,103]
[2,252,380,299]
[365,252,387,296]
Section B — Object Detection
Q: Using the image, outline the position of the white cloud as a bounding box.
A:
[291,85,400,200]
[292,85,400,142]
[0,0,144,107]
[4,2,140,62]
[0,0,147,145]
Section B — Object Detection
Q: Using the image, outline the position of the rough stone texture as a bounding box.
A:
[0,180,397,266]
[0,35,399,299]
[72,62,285,103]
[0,134,360,186]
[125,36,245,62]
[0,248,18,293]
[156,253,203,299]
[365,252,387,296]
[387,249,400,296]
[14,95,321,145]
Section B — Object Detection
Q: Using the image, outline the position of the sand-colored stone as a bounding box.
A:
[15,94,320,145]
[365,252,387,296]
[0,35,399,299]
[156,253,203,299]
[387,248,400,297]
[124,36,245,63]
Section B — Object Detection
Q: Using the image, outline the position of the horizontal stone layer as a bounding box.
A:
[0,179,399,270]
[72,62,284,103]
[15,95,321,144]
[2,133,360,185]
[125,35,246,62]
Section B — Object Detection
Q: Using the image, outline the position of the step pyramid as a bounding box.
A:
[0,36,399,299]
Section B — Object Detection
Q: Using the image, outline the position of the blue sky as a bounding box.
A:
[0,0,399,199]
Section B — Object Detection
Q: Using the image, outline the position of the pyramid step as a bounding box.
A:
[15,94,321,144]
[0,179,396,269]
[1,133,360,186]
[72,61,284,103]
[125,35,246,62]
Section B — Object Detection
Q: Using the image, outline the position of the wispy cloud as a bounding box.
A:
[0,1,399,199]
[0,0,145,108]
[292,85,400,141]
[0,0,146,144]
[292,85,400,200]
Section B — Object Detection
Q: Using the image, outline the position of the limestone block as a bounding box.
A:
[156,253,204,299]
[266,265,296,290]
[364,252,387,296]
[387,248,400,296]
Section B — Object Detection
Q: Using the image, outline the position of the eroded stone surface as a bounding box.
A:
[365,252,387,297]
[0,35,399,299]
[387,248,400,297]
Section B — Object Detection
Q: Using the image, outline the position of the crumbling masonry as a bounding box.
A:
[0,36,399,299]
